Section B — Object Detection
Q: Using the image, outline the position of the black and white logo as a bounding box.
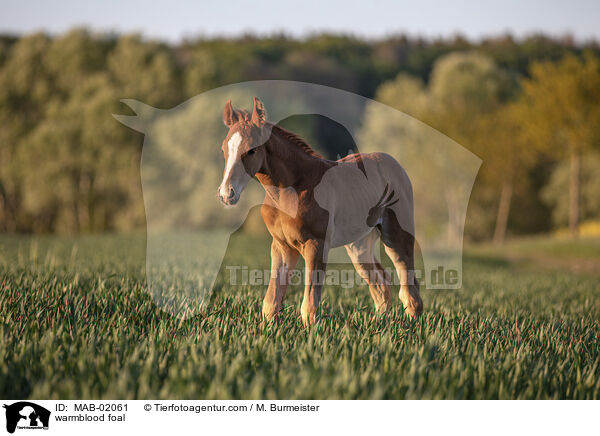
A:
[3,402,50,433]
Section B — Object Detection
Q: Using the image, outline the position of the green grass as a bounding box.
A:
[469,235,600,261]
[0,233,599,399]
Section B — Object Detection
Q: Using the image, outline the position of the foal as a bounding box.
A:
[218,98,423,325]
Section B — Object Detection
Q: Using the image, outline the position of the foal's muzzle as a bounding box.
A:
[218,186,239,205]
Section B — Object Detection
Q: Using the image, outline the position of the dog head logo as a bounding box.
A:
[3,402,50,433]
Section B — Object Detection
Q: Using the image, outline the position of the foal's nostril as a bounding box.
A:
[228,188,235,200]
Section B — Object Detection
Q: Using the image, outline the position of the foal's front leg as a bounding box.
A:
[300,240,327,326]
[262,240,299,321]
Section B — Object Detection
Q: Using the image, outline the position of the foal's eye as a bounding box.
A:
[246,148,256,156]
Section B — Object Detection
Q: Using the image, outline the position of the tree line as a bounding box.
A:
[0,29,599,241]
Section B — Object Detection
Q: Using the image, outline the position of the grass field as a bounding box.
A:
[0,233,599,399]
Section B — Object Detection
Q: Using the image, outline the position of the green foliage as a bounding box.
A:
[368,49,600,241]
[372,73,428,115]
[0,30,598,236]
[0,233,598,399]
[542,152,600,226]
[519,52,600,236]
[429,51,515,117]
[520,52,600,155]
[364,51,521,241]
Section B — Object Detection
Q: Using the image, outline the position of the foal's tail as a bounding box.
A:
[379,153,415,235]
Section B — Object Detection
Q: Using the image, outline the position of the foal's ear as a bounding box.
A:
[223,99,239,127]
[251,97,267,127]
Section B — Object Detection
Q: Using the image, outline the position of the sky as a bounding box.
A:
[1,0,599,42]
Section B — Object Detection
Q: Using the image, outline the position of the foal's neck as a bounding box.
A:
[255,129,330,192]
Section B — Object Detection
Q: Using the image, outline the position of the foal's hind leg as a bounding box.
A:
[380,211,423,319]
[345,229,392,313]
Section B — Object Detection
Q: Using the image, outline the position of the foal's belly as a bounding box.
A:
[327,206,377,248]
[329,225,374,249]
[313,157,390,249]
[318,187,384,248]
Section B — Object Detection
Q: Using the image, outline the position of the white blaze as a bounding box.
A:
[223,132,242,183]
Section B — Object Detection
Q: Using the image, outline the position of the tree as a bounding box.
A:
[360,68,483,249]
[1,29,597,235]
[363,52,522,244]
[373,73,428,116]
[519,53,600,237]
[20,73,143,233]
[426,52,517,242]
[107,35,181,108]
[541,151,600,229]
[426,51,515,148]
[0,33,52,231]
[476,102,538,243]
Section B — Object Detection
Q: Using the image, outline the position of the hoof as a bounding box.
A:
[301,313,316,327]
[403,299,423,320]
[301,308,318,327]
[374,299,392,314]
[262,303,282,322]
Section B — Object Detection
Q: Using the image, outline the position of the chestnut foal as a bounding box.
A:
[218,98,423,325]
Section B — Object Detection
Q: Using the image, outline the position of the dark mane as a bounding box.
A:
[270,124,323,158]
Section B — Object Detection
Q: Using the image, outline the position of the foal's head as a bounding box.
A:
[218,97,269,205]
